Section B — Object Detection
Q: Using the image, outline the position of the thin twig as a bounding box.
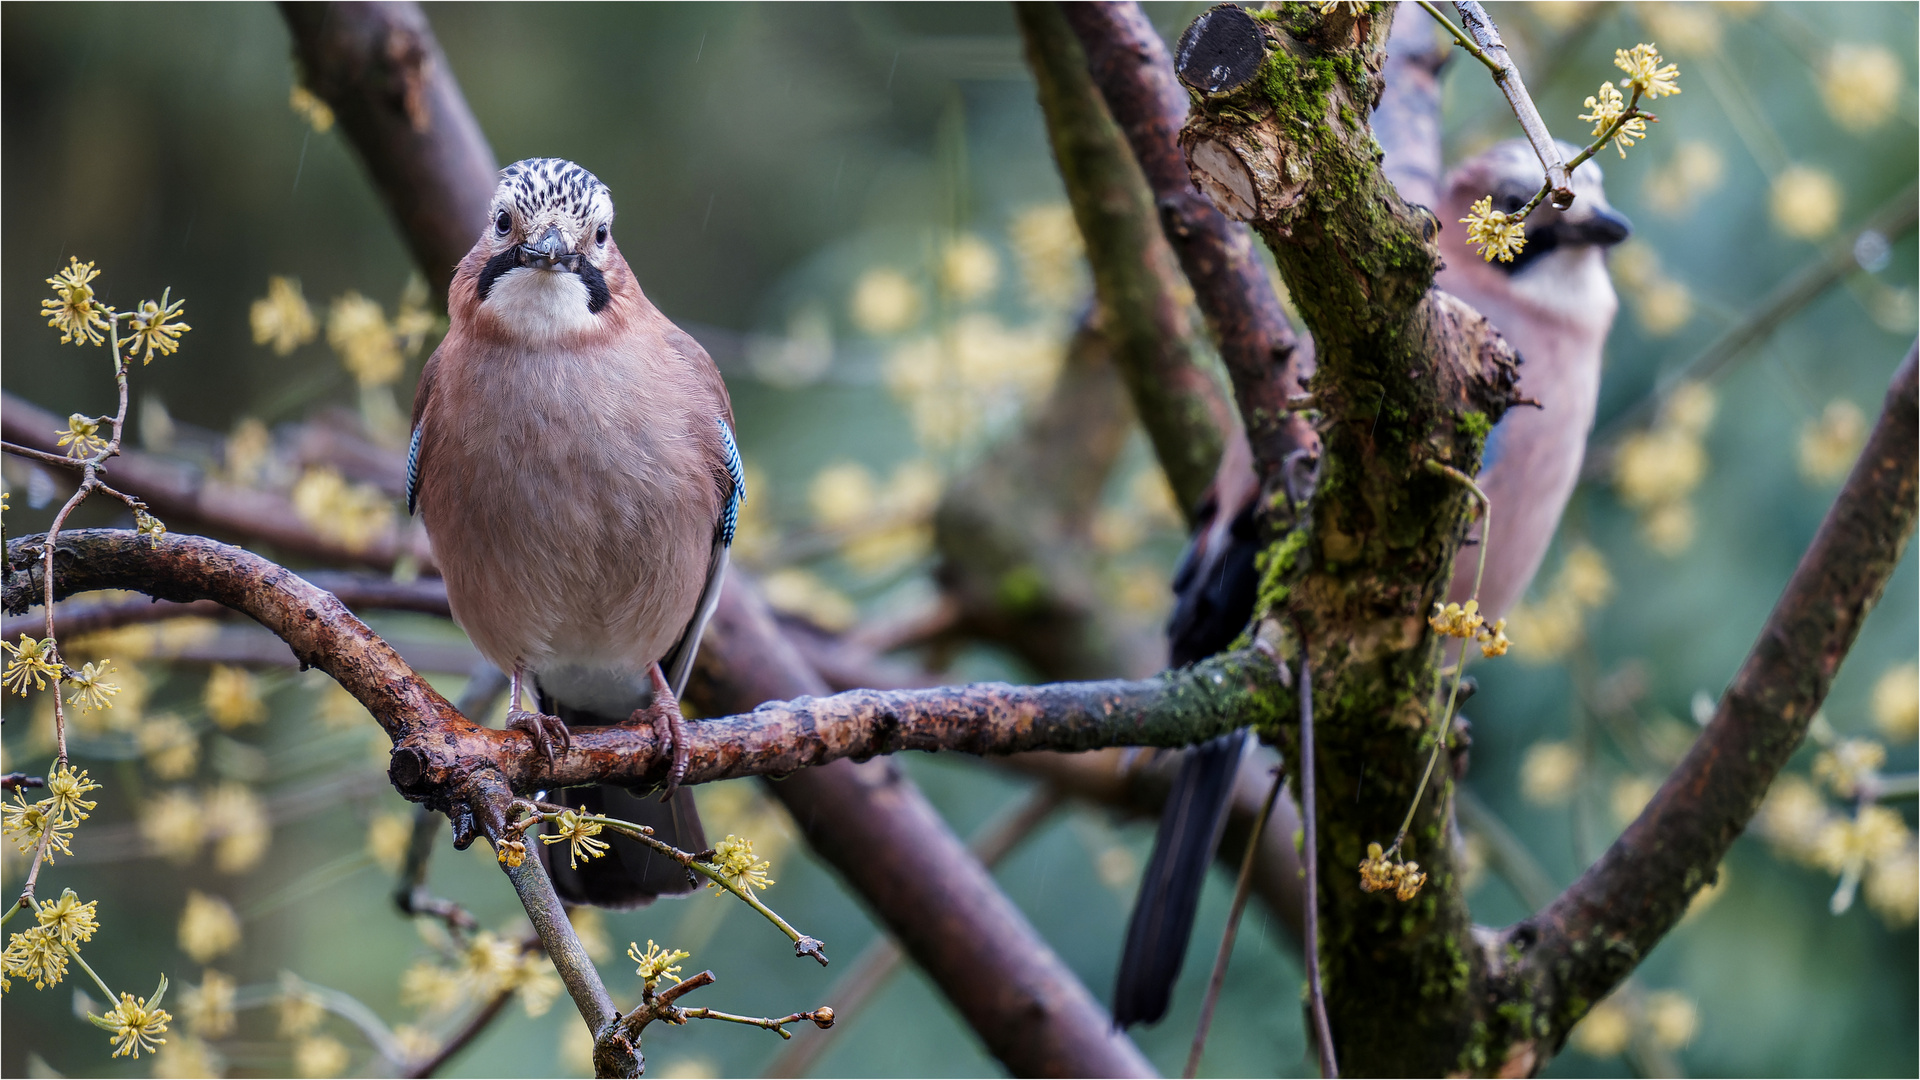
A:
[1183,763,1284,1078]
[0,441,83,471]
[1442,2,1571,207]
[1300,658,1337,1079]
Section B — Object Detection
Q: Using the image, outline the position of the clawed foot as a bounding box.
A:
[508,708,572,765]
[630,664,689,801]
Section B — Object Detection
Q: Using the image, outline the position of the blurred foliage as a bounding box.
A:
[1,2,1915,1077]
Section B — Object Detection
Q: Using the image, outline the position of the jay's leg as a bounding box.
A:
[630,663,690,800]
[505,666,571,765]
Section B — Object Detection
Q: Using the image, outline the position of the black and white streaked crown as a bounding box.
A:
[496,158,614,226]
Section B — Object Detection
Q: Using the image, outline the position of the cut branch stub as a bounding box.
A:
[1175,5,1268,94]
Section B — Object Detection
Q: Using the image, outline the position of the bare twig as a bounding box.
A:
[1300,658,1337,1078]
[1433,2,1572,208]
[1183,762,1285,1079]
[1490,343,1918,1059]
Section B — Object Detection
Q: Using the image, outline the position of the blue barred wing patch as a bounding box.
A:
[405,426,423,516]
[717,417,745,546]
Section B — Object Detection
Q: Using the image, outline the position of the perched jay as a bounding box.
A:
[1113,139,1629,1027]
[408,158,744,907]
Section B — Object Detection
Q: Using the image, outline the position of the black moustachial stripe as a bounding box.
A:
[578,261,611,314]
[476,247,521,302]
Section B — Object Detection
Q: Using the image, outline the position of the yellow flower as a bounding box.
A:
[152,1034,225,1080]
[1502,598,1580,662]
[279,978,326,1036]
[56,413,110,459]
[1821,44,1902,133]
[1812,738,1886,799]
[45,762,100,824]
[291,466,396,553]
[4,792,75,861]
[2,634,63,695]
[1640,499,1697,556]
[709,833,774,893]
[1460,196,1527,263]
[1814,804,1910,876]
[251,276,319,355]
[4,924,69,989]
[400,960,464,1014]
[760,568,859,632]
[1559,544,1615,608]
[205,782,271,873]
[204,664,267,728]
[511,952,563,1017]
[289,84,336,132]
[177,891,241,963]
[1520,740,1581,806]
[1317,0,1367,12]
[1864,845,1919,926]
[1644,141,1725,215]
[539,808,611,869]
[42,258,111,347]
[1010,203,1086,311]
[142,788,207,862]
[1754,774,1833,864]
[628,939,690,986]
[391,1024,439,1065]
[495,837,527,867]
[1570,996,1632,1057]
[461,930,523,993]
[1871,662,1918,741]
[849,268,922,336]
[941,234,1001,301]
[1770,165,1842,240]
[393,275,440,357]
[569,906,612,962]
[139,713,200,780]
[1643,989,1699,1050]
[1635,281,1693,337]
[1579,82,1649,158]
[294,1034,350,1078]
[65,658,120,713]
[36,887,100,944]
[97,979,173,1058]
[1615,43,1682,99]
[1613,428,1706,509]
[1636,3,1720,54]
[1797,399,1867,484]
[327,292,403,387]
[1428,599,1485,639]
[180,969,237,1037]
[125,293,191,366]
[1476,617,1512,658]
[366,811,413,873]
[809,461,878,530]
[1355,842,1426,900]
[135,507,168,539]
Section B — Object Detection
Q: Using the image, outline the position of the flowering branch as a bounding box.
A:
[1483,344,1918,1067]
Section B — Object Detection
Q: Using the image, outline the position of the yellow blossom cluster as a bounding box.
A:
[1755,774,1916,926]
[252,276,319,355]
[289,84,336,132]
[1612,381,1715,554]
[1642,141,1725,216]
[1797,399,1867,484]
[204,663,267,728]
[2,634,64,696]
[3,887,100,991]
[42,258,111,347]
[941,233,1002,302]
[1579,83,1647,158]
[1459,196,1527,263]
[177,891,242,963]
[629,939,691,988]
[139,784,271,872]
[760,568,860,632]
[807,457,943,578]
[1811,737,1886,799]
[292,466,397,554]
[4,762,99,863]
[327,292,405,388]
[1871,663,1918,741]
[1428,599,1511,658]
[1569,986,1699,1059]
[1519,739,1583,806]
[125,293,192,366]
[883,313,1063,450]
[1357,842,1427,901]
[179,969,237,1038]
[540,808,611,869]
[1771,164,1843,241]
[1609,241,1694,338]
[57,413,110,459]
[709,833,774,894]
[1009,203,1086,312]
[397,929,559,1021]
[1820,44,1903,133]
[96,978,174,1059]
[1504,542,1614,663]
[1614,42,1682,100]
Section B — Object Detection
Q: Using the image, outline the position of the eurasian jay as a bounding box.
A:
[1113,139,1630,1027]
[408,158,744,907]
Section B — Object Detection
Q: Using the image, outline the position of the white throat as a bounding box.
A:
[483,266,597,344]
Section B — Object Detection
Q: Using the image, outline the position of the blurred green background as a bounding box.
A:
[2,3,1915,1077]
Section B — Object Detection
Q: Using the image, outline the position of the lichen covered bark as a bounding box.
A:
[1176,3,1523,1073]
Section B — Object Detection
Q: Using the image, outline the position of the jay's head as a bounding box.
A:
[471,157,623,340]
[1439,139,1632,335]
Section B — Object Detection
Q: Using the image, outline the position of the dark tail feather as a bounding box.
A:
[536,695,707,910]
[1112,730,1248,1028]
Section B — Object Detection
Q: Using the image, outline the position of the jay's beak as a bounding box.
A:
[1569,206,1632,247]
[519,226,582,272]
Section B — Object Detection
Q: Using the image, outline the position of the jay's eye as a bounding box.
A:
[596,225,609,246]
[494,210,512,236]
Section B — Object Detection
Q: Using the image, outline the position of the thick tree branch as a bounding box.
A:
[279,1,497,301]
[1484,344,1918,1068]
[1017,1,1239,518]
[1061,1,1315,491]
